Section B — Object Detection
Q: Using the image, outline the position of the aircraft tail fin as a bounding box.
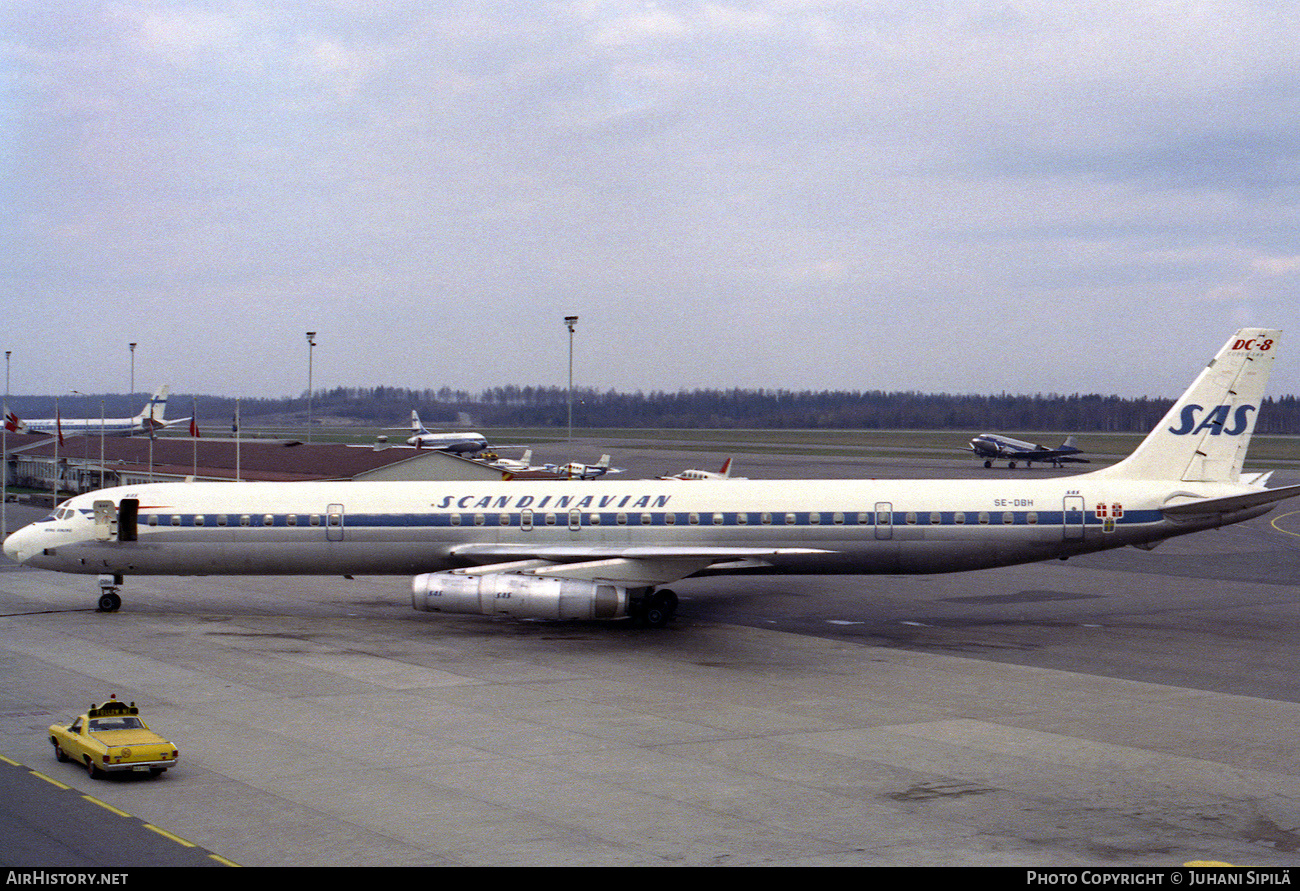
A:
[596,454,610,468]
[1097,330,1280,483]
[719,458,732,478]
[1062,435,1078,450]
[134,386,169,428]
[411,410,427,434]
[520,449,532,466]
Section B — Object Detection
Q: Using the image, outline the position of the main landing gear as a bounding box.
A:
[97,574,123,612]
[632,588,679,628]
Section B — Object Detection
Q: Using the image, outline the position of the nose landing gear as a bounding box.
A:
[97,575,123,612]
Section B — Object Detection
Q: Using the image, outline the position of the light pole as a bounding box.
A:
[129,342,136,396]
[564,316,578,441]
[305,331,316,444]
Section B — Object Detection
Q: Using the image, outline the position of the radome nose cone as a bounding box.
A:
[4,529,29,563]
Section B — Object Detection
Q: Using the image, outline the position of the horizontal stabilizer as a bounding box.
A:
[1161,485,1300,518]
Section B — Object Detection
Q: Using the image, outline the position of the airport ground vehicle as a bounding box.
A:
[49,695,179,778]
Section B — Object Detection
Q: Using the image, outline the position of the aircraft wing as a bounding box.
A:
[448,544,833,587]
[1161,485,1300,518]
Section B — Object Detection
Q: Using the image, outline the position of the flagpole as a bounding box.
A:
[53,395,60,506]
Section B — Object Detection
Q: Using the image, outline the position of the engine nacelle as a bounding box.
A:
[412,572,629,620]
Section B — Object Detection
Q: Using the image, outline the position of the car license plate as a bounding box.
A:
[131,765,150,772]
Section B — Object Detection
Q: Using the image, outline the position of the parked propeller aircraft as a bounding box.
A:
[968,433,1090,469]
[406,411,488,453]
[5,330,1297,628]
[661,459,745,480]
[544,454,621,480]
[4,387,180,438]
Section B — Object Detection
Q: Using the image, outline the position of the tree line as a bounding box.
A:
[16,386,1297,434]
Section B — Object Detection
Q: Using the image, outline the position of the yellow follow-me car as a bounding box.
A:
[49,695,179,778]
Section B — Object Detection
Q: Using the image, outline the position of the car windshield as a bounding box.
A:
[89,717,144,732]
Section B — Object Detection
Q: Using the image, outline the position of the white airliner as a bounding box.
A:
[6,330,1298,627]
[4,387,179,438]
[661,459,744,480]
[406,410,488,453]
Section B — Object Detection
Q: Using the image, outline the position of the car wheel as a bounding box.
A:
[85,758,101,779]
[53,743,69,762]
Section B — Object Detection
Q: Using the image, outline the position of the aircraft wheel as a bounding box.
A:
[983,460,992,468]
[1008,461,1017,469]
[97,591,122,612]
[642,589,679,628]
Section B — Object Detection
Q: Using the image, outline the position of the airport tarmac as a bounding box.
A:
[1,443,1298,867]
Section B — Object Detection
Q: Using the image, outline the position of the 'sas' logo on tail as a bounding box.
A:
[1168,404,1258,436]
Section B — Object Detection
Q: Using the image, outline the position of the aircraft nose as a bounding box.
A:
[4,527,35,564]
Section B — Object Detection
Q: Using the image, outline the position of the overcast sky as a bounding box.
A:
[4,1,1298,403]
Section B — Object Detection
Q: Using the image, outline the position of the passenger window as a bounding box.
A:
[171,515,181,526]
[954,512,965,525]
[785,512,797,525]
[929,512,941,525]
[665,513,676,525]
[978,512,990,525]
[194,515,205,527]
[263,514,275,526]
[809,512,820,525]
[832,512,844,525]
[1002,511,1014,525]
[641,513,652,525]
[286,515,297,526]
[240,515,251,527]
[310,515,321,527]
[713,513,724,525]
[450,513,461,526]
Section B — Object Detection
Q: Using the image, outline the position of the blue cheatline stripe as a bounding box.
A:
[138,509,1166,530]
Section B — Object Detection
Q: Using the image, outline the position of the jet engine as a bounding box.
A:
[412,572,629,621]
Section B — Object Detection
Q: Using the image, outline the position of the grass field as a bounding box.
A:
[229,425,1300,466]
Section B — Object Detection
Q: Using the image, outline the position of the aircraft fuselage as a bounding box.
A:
[5,475,1267,579]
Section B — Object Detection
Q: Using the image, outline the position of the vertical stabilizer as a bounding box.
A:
[1098,330,1280,482]
[136,386,169,428]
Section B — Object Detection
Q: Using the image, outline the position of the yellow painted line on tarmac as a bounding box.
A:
[1270,510,1300,539]
[82,795,131,818]
[0,754,19,767]
[144,823,197,847]
[208,854,241,867]
[28,770,71,790]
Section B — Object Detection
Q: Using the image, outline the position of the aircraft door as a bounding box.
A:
[874,502,893,540]
[326,503,345,541]
[93,500,116,541]
[116,498,138,542]
[1062,495,1085,541]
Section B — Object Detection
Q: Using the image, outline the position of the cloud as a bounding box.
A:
[2,1,1296,400]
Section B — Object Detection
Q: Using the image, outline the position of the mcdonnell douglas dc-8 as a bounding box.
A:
[5,330,1298,626]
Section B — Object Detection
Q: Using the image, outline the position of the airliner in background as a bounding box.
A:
[968,433,1090,469]
[6,330,1297,627]
[4,387,181,438]
[406,410,489,453]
